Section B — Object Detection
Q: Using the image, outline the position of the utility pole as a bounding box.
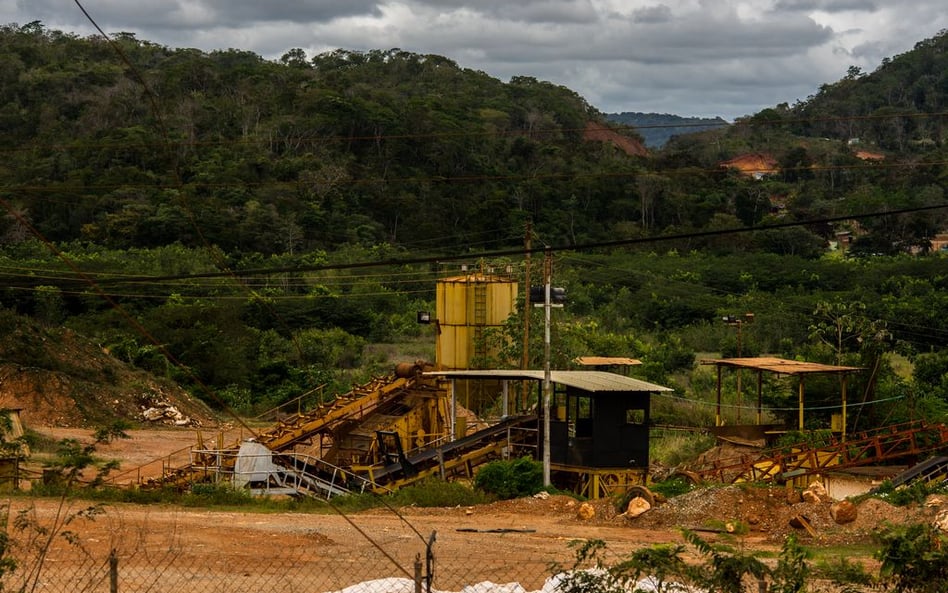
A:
[521,222,532,412]
[542,247,552,487]
[723,313,754,424]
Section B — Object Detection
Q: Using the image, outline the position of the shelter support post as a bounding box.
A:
[756,371,763,425]
[736,368,743,423]
[798,377,805,430]
[716,365,723,426]
[841,376,848,442]
[502,381,509,419]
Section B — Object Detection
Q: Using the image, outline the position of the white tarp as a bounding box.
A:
[233,441,282,488]
[327,573,705,593]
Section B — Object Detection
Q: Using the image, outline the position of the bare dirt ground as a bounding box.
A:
[15,426,938,592]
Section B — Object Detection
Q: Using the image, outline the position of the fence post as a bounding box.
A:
[414,553,422,593]
[109,549,118,593]
[425,531,436,593]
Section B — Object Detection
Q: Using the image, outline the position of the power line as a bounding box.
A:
[23,201,943,287]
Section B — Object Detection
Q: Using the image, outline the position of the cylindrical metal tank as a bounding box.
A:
[435,272,518,370]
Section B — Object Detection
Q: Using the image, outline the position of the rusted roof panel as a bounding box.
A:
[700,356,862,375]
[574,356,642,366]
[424,370,672,393]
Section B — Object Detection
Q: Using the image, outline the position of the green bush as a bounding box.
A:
[815,556,875,588]
[869,479,948,507]
[473,457,544,499]
[649,476,696,499]
[875,522,948,593]
[391,478,491,507]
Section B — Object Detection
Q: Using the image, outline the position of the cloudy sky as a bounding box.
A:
[7,0,948,120]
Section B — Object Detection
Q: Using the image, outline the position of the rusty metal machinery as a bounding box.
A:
[138,361,538,497]
[688,420,948,485]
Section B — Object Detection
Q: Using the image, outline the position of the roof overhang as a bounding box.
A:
[700,357,862,375]
[573,356,642,367]
[424,369,672,393]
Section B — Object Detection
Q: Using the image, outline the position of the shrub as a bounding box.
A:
[473,457,544,499]
[391,478,491,507]
[869,478,948,506]
[815,556,876,589]
[649,476,696,499]
[875,522,948,593]
[650,431,715,467]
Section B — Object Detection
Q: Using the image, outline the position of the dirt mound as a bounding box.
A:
[0,314,217,429]
[624,484,931,544]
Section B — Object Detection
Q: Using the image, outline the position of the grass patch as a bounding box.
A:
[650,431,715,467]
[391,478,492,507]
[860,478,948,506]
[649,476,696,499]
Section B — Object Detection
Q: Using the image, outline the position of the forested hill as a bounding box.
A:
[0,22,649,254]
[5,23,948,260]
[764,29,948,150]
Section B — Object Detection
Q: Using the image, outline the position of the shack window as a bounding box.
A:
[575,395,592,420]
[626,408,645,424]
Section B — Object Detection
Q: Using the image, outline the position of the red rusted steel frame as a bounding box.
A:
[692,420,948,484]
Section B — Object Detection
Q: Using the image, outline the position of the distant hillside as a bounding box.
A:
[0,23,646,254]
[0,309,215,428]
[605,112,729,148]
[787,29,948,150]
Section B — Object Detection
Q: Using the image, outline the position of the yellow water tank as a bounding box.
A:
[435,272,518,369]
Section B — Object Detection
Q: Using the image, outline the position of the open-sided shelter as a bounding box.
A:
[700,357,863,439]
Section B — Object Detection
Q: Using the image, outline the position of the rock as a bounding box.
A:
[802,489,821,504]
[576,502,596,521]
[807,480,828,498]
[141,407,165,421]
[830,500,857,524]
[934,510,948,532]
[925,494,947,508]
[141,402,196,426]
[622,496,651,519]
[533,491,550,500]
[786,489,803,505]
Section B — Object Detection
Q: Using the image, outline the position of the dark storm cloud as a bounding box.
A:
[632,5,673,24]
[17,0,379,30]
[408,8,833,65]
[774,0,878,12]
[409,0,598,23]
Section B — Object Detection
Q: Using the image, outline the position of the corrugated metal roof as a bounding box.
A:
[574,356,642,366]
[700,356,862,375]
[424,370,672,393]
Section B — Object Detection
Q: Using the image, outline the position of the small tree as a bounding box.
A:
[473,457,543,500]
[681,529,768,593]
[875,522,948,593]
[2,423,129,591]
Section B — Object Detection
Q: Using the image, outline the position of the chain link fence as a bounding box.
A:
[0,496,591,593]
